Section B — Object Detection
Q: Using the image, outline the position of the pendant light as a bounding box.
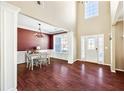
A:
[35,23,44,38]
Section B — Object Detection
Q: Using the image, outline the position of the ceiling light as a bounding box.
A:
[35,23,44,38]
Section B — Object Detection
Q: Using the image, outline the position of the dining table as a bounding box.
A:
[29,52,50,70]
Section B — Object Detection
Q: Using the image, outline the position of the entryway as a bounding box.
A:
[81,34,104,64]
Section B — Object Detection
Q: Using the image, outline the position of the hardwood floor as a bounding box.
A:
[17,58,124,91]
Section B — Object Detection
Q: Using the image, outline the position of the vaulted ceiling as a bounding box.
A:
[8,1,76,32]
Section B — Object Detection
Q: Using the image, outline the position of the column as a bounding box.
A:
[0,2,20,91]
[110,26,116,72]
[67,31,76,64]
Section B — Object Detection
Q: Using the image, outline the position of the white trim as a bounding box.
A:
[18,25,40,32]
[75,59,111,66]
[51,57,68,61]
[113,1,123,25]
[104,63,110,66]
[116,69,124,72]
[111,70,116,73]
[72,59,80,63]
[110,26,116,73]
[75,59,80,61]
[17,62,25,64]
[68,62,73,64]
[76,59,97,63]
[7,88,17,91]
[85,60,97,63]
[0,2,20,12]
[75,59,124,73]
[49,57,124,73]
[18,25,53,34]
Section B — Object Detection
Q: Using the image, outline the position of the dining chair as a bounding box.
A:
[29,53,40,70]
[47,54,50,64]
[25,53,32,70]
[38,52,48,68]
[25,52,30,68]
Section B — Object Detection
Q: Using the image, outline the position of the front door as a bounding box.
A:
[81,34,104,64]
[85,35,98,63]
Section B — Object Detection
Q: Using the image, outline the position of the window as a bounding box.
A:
[88,38,95,50]
[54,34,68,53]
[84,1,99,19]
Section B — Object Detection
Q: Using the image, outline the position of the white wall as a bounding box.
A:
[115,21,124,70]
[17,51,26,64]
[110,1,124,72]
[110,1,120,25]
[110,1,123,25]
[77,1,111,65]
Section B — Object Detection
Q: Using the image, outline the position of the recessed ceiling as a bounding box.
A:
[18,14,68,34]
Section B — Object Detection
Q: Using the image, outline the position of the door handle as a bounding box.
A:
[96,48,98,50]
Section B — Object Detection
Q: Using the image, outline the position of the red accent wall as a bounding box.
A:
[17,28,53,51]
[49,35,53,49]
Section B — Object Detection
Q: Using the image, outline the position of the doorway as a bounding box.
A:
[81,34,104,64]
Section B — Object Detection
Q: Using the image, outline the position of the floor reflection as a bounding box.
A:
[98,68,103,78]
[98,67,103,83]
[81,64,85,75]
[60,65,68,77]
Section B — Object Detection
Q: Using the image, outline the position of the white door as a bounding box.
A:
[81,34,104,64]
[85,35,98,63]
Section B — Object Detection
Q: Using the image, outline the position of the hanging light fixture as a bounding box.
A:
[37,1,45,8]
[35,23,44,38]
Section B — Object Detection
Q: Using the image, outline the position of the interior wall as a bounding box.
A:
[77,1,111,64]
[18,28,53,51]
[115,21,124,70]
[123,21,124,69]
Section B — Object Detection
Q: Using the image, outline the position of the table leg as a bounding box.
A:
[25,56,28,68]
[48,57,50,64]
[31,59,33,70]
[26,61,28,68]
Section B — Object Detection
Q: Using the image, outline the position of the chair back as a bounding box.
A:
[25,53,31,61]
[39,52,47,59]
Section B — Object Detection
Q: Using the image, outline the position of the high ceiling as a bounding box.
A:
[18,14,68,34]
[8,1,76,33]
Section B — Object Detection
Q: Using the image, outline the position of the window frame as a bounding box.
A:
[53,33,68,53]
[84,1,99,19]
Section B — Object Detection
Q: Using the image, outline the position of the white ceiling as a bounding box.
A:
[111,1,124,25]
[116,1,124,22]
[18,13,68,34]
[9,1,76,33]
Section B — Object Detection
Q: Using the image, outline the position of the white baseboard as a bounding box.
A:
[17,61,25,64]
[63,58,124,73]
[7,88,17,91]
[111,70,116,73]
[73,59,80,62]
[75,59,111,66]
[75,59,80,61]
[116,69,124,72]
[51,57,68,61]
[103,63,110,66]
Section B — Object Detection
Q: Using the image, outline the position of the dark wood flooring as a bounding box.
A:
[17,58,124,91]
